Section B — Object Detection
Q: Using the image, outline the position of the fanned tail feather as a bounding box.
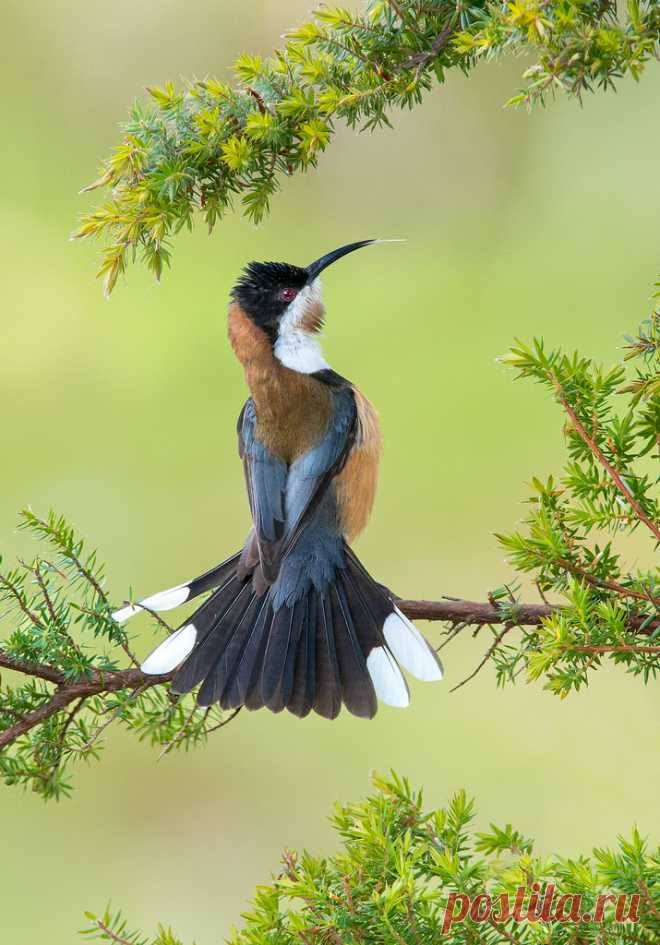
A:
[111,554,240,624]
[331,583,378,719]
[261,599,306,712]
[287,600,316,718]
[138,546,442,719]
[314,594,343,720]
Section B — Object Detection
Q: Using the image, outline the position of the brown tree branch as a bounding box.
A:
[397,598,552,625]
[0,652,67,685]
[395,598,657,632]
[0,661,169,751]
[0,592,656,754]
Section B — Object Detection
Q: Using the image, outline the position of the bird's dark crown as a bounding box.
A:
[230,242,380,340]
[231,261,309,336]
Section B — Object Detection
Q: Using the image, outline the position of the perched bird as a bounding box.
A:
[113,240,443,719]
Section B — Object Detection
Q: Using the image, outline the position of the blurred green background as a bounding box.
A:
[1,1,659,942]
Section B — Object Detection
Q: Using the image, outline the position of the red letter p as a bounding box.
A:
[442,893,470,934]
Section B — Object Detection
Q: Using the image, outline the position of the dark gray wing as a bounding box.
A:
[237,388,357,582]
[238,399,287,548]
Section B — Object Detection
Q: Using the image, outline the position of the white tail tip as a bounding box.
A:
[112,584,191,624]
[141,624,197,675]
[366,646,410,708]
[112,603,141,623]
[384,608,443,682]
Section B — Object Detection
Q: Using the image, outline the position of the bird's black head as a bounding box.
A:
[231,261,309,339]
[230,240,379,341]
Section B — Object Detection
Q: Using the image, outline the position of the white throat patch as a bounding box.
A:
[273,279,330,374]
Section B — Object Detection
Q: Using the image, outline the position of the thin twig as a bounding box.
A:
[487,916,519,945]
[0,572,42,628]
[402,21,455,69]
[555,558,660,606]
[33,559,58,625]
[204,705,242,735]
[322,34,376,68]
[55,696,87,757]
[131,600,175,633]
[386,0,421,33]
[245,87,274,116]
[157,700,201,760]
[536,580,551,606]
[332,13,392,38]
[551,376,660,542]
[68,550,108,604]
[28,512,110,603]
[568,644,660,654]
[91,919,135,945]
[43,695,90,782]
[435,621,468,652]
[639,880,660,920]
[450,625,516,693]
[75,682,152,754]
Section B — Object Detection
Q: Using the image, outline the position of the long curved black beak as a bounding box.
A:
[305,240,377,282]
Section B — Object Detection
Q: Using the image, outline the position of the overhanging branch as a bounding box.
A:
[74,0,660,294]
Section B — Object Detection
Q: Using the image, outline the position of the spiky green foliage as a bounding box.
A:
[83,771,660,945]
[0,510,236,800]
[483,289,660,698]
[73,0,660,294]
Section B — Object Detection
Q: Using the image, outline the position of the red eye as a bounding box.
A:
[279,287,297,303]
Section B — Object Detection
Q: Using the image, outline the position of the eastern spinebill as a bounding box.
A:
[113,240,443,719]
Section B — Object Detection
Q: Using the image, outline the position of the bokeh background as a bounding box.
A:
[1,1,659,942]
